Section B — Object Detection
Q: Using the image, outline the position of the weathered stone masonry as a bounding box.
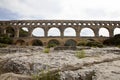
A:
[0,20,120,46]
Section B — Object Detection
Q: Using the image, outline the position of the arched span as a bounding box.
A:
[114,28,120,35]
[48,39,60,46]
[48,27,60,36]
[64,39,77,46]
[6,27,15,37]
[99,28,109,37]
[19,27,29,37]
[64,27,76,36]
[80,28,95,37]
[32,39,43,46]
[15,39,25,46]
[32,28,44,37]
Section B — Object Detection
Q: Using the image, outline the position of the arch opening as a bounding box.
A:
[99,28,109,37]
[114,28,120,35]
[32,39,43,46]
[64,39,77,46]
[48,27,60,36]
[64,27,76,36]
[48,39,60,47]
[6,27,15,37]
[19,27,29,37]
[32,28,44,37]
[15,39,25,46]
[80,28,95,37]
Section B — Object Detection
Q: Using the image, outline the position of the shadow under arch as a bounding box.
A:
[15,39,25,46]
[64,39,77,46]
[48,39,60,46]
[6,27,15,37]
[32,39,43,46]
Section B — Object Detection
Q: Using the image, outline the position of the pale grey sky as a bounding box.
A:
[1,0,120,20]
[0,0,120,36]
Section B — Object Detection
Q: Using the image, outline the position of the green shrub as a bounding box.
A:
[47,40,60,48]
[43,48,50,53]
[19,28,28,37]
[103,34,120,46]
[32,40,43,46]
[86,41,103,48]
[117,45,120,48]
[77,41,87,46]
[47,43,56,48]
[0,34,13,44]
[0,43,7,48]
[75,50,86,58]
[33,70,60,80]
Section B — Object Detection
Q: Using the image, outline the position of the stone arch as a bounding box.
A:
[80,28,95,37]
[48,27,60,36]
[32,27,44,37]
[99,27,109,37]
[64,27,76,36]
[19,27,29,37]
[31,39,43,46]
[6,26,15,37]
[15,39,25,46]
[114,28,120,35]
[64,39,77,46]
[48,39,60,46]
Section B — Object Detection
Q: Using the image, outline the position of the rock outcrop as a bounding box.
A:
[0,47,120,80]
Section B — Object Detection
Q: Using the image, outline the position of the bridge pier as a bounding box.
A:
[15,28,19,38]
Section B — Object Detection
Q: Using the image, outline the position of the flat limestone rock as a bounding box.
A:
[0,73,32,80]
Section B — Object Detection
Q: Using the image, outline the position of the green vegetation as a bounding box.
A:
[0,34,13,44]
[32,40,43,46]
[19,28,28,37]
[47,43,57,48]
[78,40,104,48]
[0,43,7,48]
[103,34,120,46]
[75,50,86,58]
[6,27,15,37]
[86,41,104,48]
[64,39,76,46]
[43,48,50,53]
[77,41,87,46]
[47,40,60,48]
[33,70,60,80]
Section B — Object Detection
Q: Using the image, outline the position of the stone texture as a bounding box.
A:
[0,47,120,80]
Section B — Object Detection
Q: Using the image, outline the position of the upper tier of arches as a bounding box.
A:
[0,20,120,38]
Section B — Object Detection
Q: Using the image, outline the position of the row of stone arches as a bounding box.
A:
[1,27,120,37]
[25,27,120,37]
[15,39,77,46]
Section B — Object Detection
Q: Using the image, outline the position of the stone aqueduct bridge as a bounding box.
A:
[0,20,120,46]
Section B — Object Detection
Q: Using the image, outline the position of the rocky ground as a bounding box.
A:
[0,47,120,80]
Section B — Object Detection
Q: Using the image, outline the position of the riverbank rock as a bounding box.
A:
[0,73,32,80]
[0,47,120,80]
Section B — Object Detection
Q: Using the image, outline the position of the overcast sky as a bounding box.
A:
[0,0,120,36]
[0,0,120,20]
